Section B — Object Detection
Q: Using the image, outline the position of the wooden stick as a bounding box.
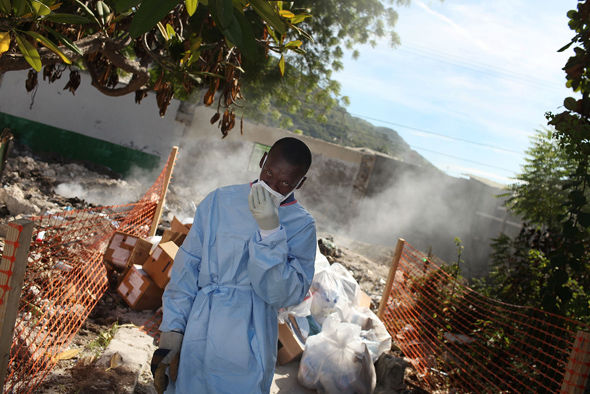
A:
[0,219,34,389]
[149,146,178,237]
[560,330,590,394]
[378,238,405,319]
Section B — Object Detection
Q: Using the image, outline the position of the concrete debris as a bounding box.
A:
[0,184,41,215]
[93,326,157,394]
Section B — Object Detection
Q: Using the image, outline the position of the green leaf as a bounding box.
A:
[278,54,284,76]
[74,0,102,27]
[44,26,83,56]
[0,0,10,13]
[30,0,51,16]
[290,13,310,24]
[112,0,141,13]
[558,41,574,53]
[44,13,91,24]
[249,0,286,36]
[284,40,302,48]
[24,30,71,64]
[229,6,259,60]
[278,9,293,18]
[210,0,233,28]
[13,0,28,17]
[578,212,590,228]
[0,32,10,55]
[165,23,176,38]
[96,1,111,25]
[14,32,42,71]
[129,0,178,38]
[185,0,197,16]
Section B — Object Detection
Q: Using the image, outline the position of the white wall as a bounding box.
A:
[0,70,184,159]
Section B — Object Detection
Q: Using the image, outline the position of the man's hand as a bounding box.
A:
[151,331,183,394]
[249,184,280,231]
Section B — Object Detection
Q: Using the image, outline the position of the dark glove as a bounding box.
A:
[151,331,183,394]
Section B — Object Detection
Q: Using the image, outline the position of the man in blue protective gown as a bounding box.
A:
[151,137,317,394]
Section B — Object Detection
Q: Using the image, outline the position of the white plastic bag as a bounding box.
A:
[278,290,313,324]
[310,263,360,324]
[297,314,376,394]
[278,245,330,324]
[315,244,331,273]
[340,307,392,362]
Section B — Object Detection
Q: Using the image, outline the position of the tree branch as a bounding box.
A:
[0,33,149,96]
[86,38,149,97]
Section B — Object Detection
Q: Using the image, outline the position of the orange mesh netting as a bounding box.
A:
[380,240,590,393]
[1,149,176,394]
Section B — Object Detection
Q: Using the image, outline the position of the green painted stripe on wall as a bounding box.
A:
[0,112,160,175]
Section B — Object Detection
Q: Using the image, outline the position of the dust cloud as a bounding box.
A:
[160,134,260,221]
[343,170,466,262]
[54,165,158,207]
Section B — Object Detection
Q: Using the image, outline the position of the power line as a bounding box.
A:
[399,43,561,91]
[351,113,522,154]
[410,145,515,173]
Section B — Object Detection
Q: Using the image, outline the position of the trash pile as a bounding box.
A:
[277,249,393,394]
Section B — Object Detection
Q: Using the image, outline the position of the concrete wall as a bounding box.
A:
[0,70,183,160]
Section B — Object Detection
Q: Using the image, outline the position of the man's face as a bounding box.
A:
[259,152,307,196]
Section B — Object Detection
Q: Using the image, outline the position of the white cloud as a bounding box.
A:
[414,0,490,52]
[333,0,577,181]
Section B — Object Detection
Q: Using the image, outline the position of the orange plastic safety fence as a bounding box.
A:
[2,150,176,394]
[380,241,590,393]
[139,308,163,343]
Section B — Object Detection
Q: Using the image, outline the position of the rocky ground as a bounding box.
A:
[0,143,424,393]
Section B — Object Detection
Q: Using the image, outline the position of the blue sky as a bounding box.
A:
[332,0,577,185]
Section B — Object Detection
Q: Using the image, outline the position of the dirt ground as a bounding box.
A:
[1,142,423,393]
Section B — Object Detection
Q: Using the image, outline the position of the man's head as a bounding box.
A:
[258,137,312,197]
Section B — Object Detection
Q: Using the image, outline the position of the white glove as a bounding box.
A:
[249,184,280,231]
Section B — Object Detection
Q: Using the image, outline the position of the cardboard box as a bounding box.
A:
[170,216,190,235]
[161,229,186,247]
[143,241,179,289]
[277,321,305,365]
[104,231,155,270]
[117,265,163,310]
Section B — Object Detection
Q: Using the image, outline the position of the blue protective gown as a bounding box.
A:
[160,183,316,393]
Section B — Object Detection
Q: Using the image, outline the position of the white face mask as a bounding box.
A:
[258,156,305,206]
[257,180,287,207]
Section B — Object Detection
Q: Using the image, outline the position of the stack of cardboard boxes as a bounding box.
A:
[103,217,191,310]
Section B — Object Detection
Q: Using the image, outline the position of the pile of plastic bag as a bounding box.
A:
[279,246,392,394]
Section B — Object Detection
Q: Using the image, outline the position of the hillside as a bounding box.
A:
[238,86,433,168]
